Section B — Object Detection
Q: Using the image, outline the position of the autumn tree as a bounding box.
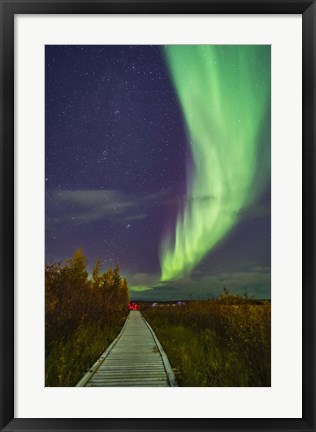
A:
[45,249,130,356]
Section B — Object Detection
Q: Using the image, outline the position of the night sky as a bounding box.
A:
[45,45,271,300]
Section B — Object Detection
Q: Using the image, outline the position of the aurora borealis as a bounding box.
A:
[46,45,271,300]
[160,46,271,281]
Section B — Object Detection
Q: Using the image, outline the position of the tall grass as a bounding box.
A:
[143,295,270,387]
[45,319,125,387]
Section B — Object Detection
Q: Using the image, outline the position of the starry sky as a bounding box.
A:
[45,45,271,300]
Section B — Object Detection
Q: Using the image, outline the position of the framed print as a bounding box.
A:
[0,1,315,431]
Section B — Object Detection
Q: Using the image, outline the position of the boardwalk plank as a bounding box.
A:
[76,311,177,387]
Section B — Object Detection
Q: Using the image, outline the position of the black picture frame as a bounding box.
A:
[0,1,315,431]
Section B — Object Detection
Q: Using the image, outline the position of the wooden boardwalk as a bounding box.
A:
[76,311,177,387]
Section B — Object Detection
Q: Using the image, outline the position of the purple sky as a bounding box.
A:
[45,45,271,300]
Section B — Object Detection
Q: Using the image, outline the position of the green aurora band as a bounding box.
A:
[160,45,271,282]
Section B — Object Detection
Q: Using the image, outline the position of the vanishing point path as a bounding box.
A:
[76,310,177,387]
